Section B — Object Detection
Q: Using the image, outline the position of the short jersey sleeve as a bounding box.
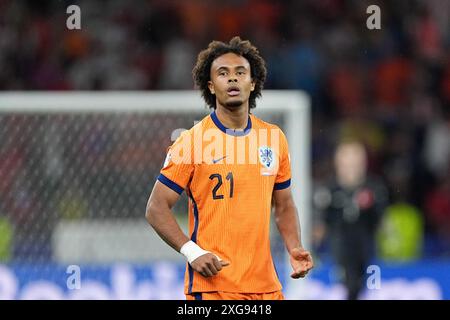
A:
[274,129,291,190]
[157,130,194,194]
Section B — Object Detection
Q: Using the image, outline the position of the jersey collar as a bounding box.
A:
[210,110,252,137]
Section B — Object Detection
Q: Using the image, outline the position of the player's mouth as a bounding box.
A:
[227,86,240,97]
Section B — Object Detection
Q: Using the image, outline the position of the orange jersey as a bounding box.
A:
[158,111,291,294]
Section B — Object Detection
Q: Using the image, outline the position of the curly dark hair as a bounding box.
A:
[192,36,267,110]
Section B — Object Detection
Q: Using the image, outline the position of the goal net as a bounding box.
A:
[0,90,310,299]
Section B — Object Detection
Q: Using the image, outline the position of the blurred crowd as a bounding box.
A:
[0,0,449,261]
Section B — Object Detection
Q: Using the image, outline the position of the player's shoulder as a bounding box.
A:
[250,114,288,143]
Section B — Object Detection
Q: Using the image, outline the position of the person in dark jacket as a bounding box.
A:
[316,141,388,299]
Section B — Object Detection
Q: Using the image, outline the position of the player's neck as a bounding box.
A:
[215,105,249,130]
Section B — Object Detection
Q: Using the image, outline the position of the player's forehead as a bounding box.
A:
[211,52,250,71]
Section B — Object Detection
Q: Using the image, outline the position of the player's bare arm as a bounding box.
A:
[273,187,314,279]
[146,181,229,277]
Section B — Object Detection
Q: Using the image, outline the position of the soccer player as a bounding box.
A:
[145,36,314,300]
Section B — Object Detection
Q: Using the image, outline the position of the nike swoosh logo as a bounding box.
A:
[212,156,227,164]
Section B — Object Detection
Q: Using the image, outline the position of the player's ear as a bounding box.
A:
[208,81,215,95]
[250,80,255,91]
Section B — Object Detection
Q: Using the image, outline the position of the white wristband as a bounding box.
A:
[180,241,209,264]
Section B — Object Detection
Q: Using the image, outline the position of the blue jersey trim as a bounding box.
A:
[157,173,184,194]
[274,179,291,190]
[188,265,194,295]
[194,293,202,300]
[210,110,252,137]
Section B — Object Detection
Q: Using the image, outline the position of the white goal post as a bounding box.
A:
[0,90,311,297]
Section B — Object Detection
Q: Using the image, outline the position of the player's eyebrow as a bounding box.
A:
[215,65,248,72]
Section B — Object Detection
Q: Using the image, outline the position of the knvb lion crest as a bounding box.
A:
[259,146,275,170]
